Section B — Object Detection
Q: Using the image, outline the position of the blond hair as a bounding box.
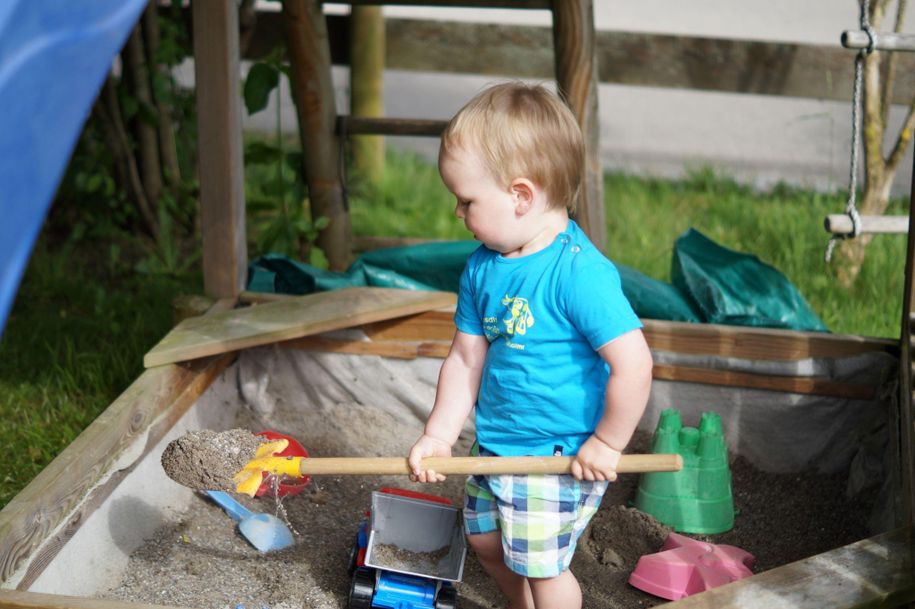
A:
[440,82,584,212]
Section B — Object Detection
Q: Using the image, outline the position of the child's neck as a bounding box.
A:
[502,209,569,258]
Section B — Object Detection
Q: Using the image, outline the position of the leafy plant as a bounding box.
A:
[134,199,201,276]
[243,49,328,267]
[54,5,198,274]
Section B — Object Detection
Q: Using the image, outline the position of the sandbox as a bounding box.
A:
[1,307,911,609]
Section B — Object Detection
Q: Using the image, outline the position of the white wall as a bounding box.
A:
[233,0,915,195]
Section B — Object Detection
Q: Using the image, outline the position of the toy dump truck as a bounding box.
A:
[347,488,467,609]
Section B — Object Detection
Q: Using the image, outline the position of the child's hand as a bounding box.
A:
[571,435,622,482]
[408,434,452,483]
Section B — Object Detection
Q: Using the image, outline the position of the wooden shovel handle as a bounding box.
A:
[295,454,682,476]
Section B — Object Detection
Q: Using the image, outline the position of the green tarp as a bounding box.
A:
[248,229,826,332]
[672,229,826,331]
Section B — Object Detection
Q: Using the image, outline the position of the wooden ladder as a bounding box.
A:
[284,0,606,270]
[191,0,605,288]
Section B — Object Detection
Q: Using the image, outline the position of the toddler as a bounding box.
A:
[408,82,653,609]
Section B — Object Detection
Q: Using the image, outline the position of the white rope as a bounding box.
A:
[826,0,877,262]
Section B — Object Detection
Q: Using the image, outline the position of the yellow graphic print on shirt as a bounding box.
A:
[501,295,534,336]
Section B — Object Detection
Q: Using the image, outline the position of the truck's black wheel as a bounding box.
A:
[347,568,375,609]
[346,534,360,575]
[435,585,457,609]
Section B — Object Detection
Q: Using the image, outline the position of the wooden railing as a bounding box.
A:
[236,10,915,104]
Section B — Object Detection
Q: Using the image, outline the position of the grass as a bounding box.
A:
[350,157,907,338]
[0,151,906,508]
[349,151,468,240]
[604,169,907,338]
[0,237,199,507]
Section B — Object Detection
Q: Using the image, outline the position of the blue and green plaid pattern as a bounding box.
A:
[464,471,608,577]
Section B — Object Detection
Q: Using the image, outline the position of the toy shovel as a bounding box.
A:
[234,453,684,496]
[205,490,294,552]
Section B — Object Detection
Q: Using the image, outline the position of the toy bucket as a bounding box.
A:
[254,430,311,497]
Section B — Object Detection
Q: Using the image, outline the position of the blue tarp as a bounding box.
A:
[0,1,146,337]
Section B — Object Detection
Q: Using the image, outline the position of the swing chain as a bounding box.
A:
[826,0,878,262]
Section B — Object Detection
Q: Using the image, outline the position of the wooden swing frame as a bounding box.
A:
[0,3,914,609]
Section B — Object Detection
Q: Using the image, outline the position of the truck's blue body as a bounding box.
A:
[347,488,460,609]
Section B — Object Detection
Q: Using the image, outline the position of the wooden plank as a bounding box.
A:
[238,290,302,304]
[192,1,247,298]
[330,0,550,7]
[896,150,915,528]
[641,319,897,361]
[143,287,457,368]
[826,214,909,235]
[654,527,915,609]
[843,29,915,52]
[337,116,446,137]
[363,309,456,342]
[552,0,606,251]
[358,310,896,361]
[269,15,914,105]
[652,363,874,400]
[283,335,451,359]
[0,355,233,585]
[1,527,912,609]
[283,335,875,398]
[0,589,187,609]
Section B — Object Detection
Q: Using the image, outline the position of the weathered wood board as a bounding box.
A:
[0,589,188,609]
[143,287,456,368]
[0,353,234,586]
[654,527,915,609]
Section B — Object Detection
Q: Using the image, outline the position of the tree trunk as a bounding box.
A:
[96,76,159,239]
[124,25,163,209]
[239,0,258,57]
[835,175,893,285]
[552,0,606,252]
[142,1,182,194]
[836,0,915,286]
[350,6,386,186]
[282,0,352,270]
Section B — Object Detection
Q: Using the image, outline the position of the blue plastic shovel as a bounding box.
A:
[205,490,295,553]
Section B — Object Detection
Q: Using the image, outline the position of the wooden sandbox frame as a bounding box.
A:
[2,0,915,607]
[0,293,911,609]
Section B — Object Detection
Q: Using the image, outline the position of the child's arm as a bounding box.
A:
[572,328,653,482]
[408,329,489,483]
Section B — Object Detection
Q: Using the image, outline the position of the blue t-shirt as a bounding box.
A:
[455,220,642,457]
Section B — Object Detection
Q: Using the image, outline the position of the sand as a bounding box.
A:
[160,429,262,492]
[104,396,873,609]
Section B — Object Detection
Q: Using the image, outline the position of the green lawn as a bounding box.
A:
[350,155,906,338]
[0,153,906,508]
[0,239,199,507]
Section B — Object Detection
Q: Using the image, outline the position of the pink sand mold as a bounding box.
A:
[628,532,755,600]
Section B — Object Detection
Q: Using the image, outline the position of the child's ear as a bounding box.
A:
[510,178,536,214]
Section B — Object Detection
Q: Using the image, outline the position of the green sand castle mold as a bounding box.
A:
[634,409,735,534]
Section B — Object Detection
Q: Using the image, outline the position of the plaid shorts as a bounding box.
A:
[463,455,608,578]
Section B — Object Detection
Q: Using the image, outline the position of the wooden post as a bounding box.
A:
[552,0,606,252]
[897,155,915,528]
[283,0,352,271]
[192,0,247,298]
[350,5,386,185]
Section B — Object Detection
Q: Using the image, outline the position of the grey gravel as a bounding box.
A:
[105,399,873,609]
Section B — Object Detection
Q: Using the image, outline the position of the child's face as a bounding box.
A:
[439,145,520,253]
